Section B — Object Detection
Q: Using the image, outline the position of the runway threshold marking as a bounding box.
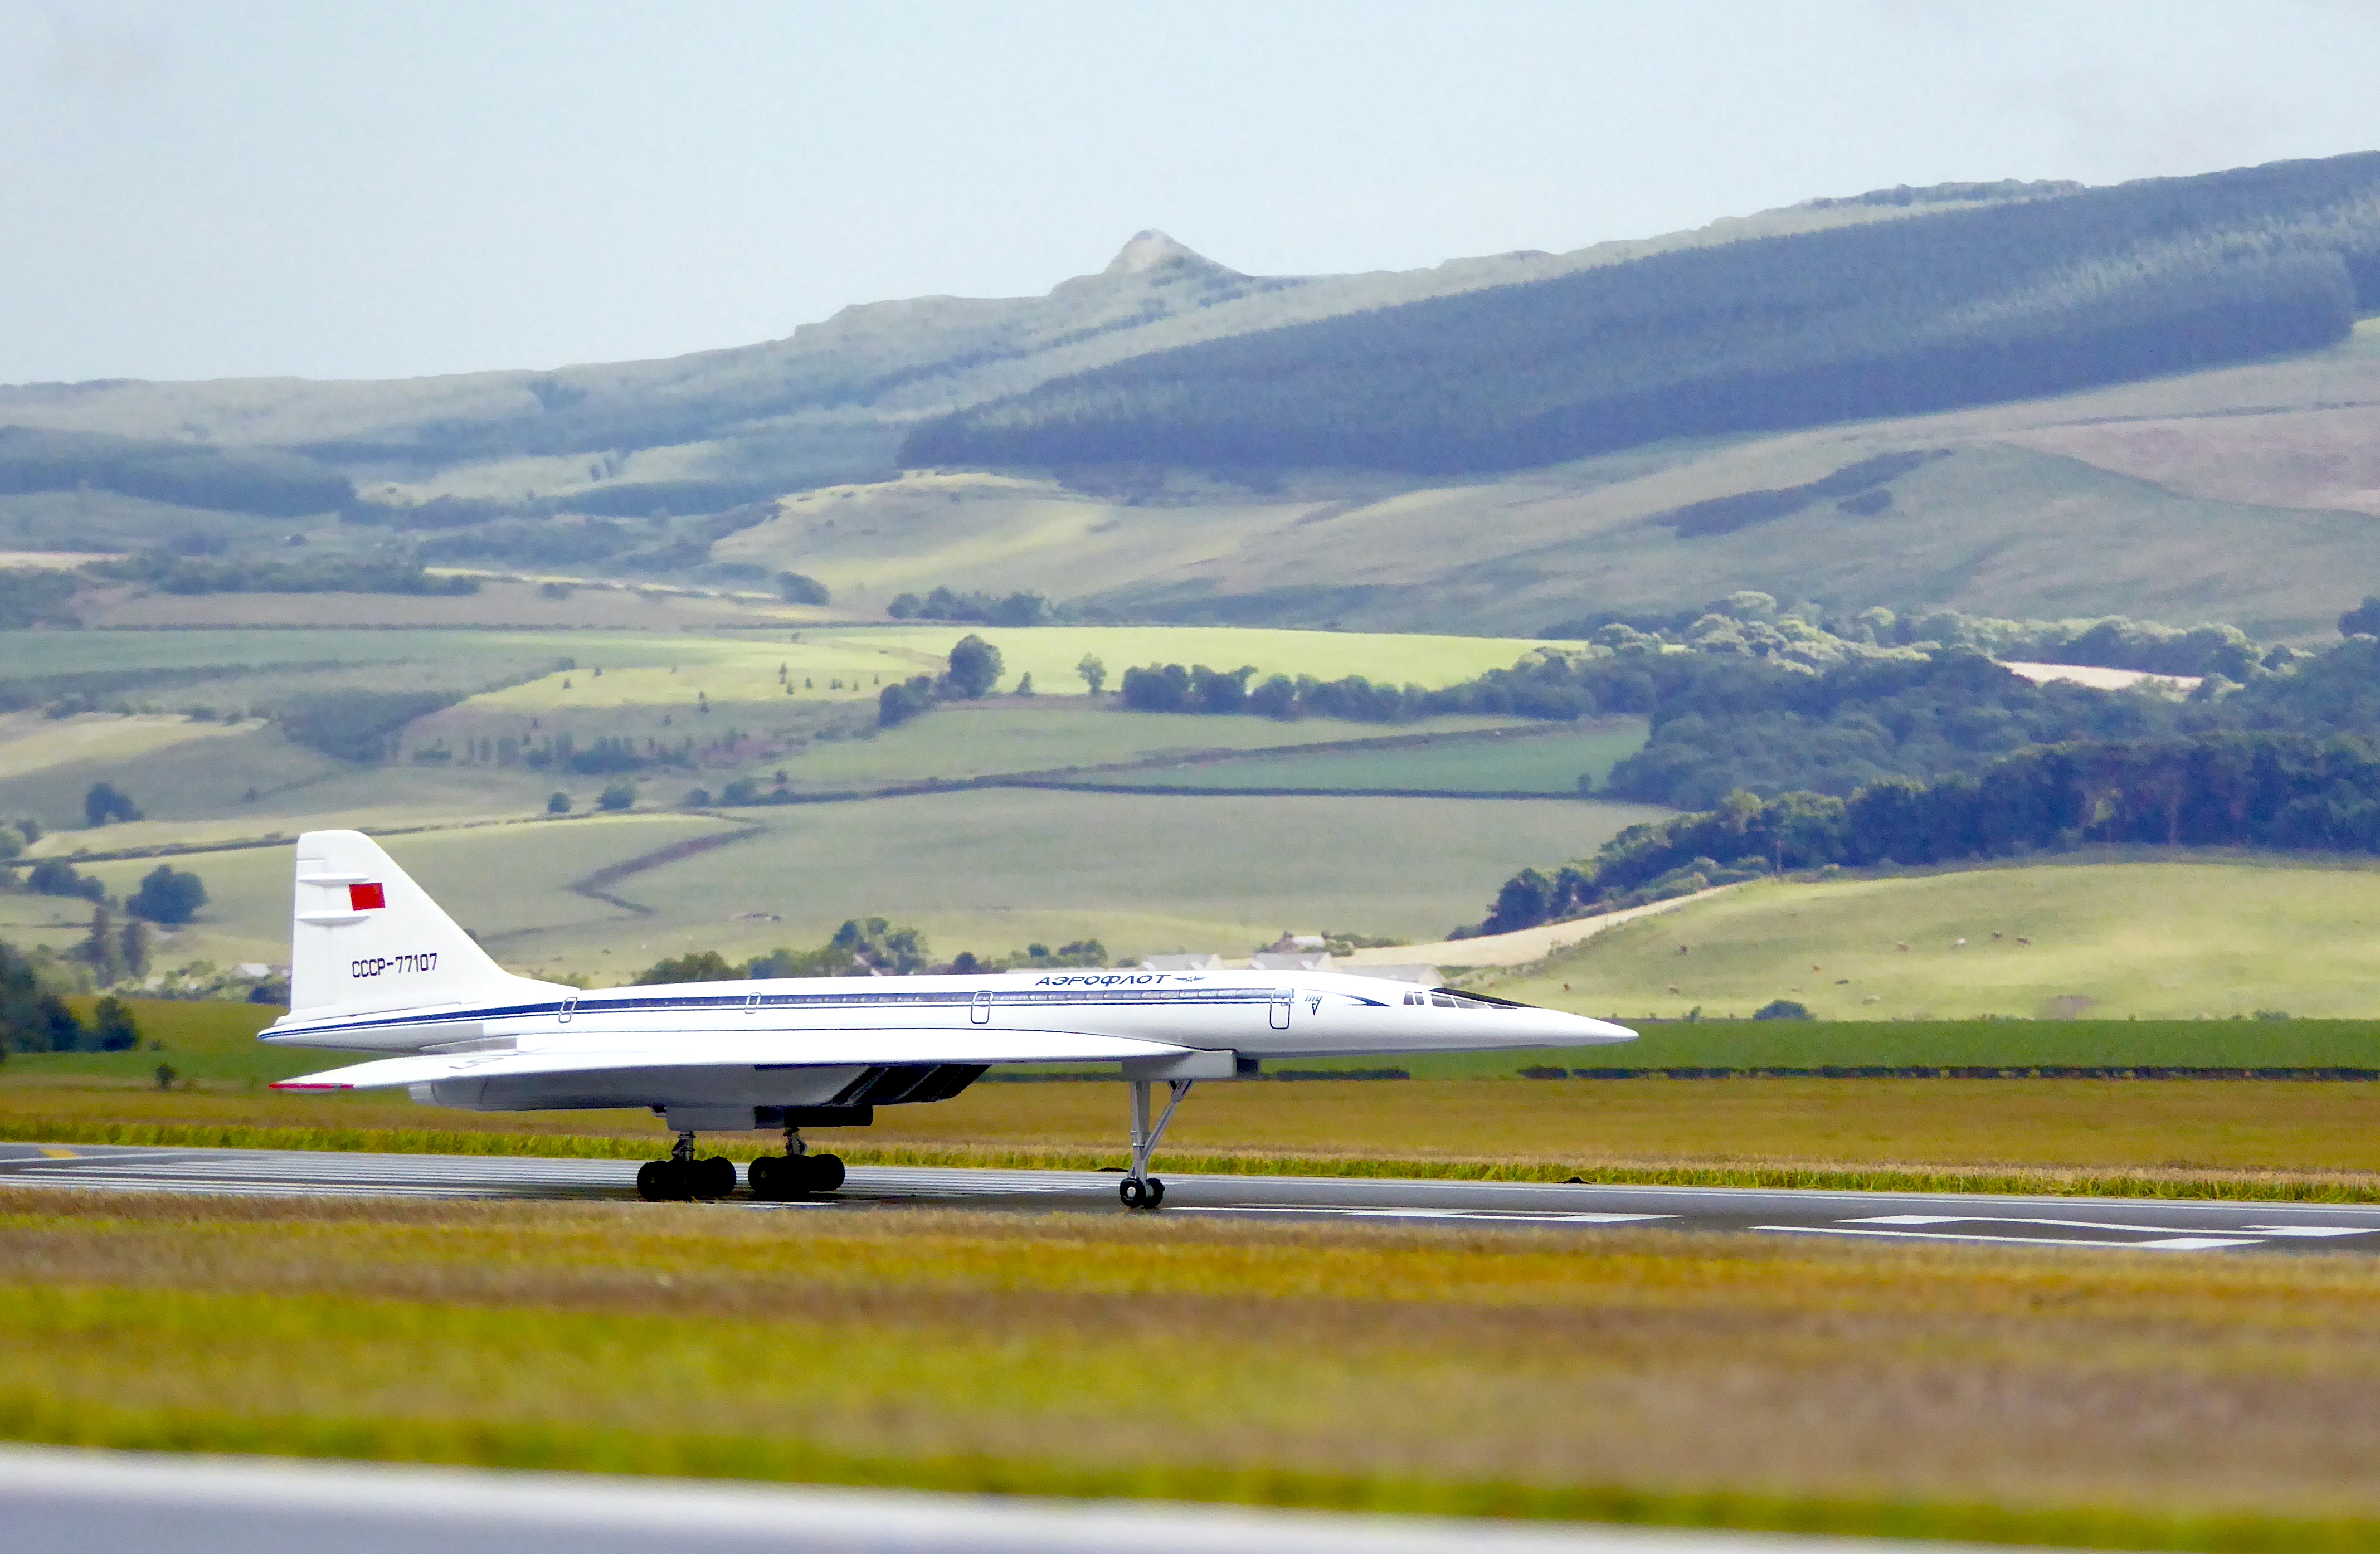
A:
[1173,1206,1674,1225]
[38,1149,75,1160]
[1761,1225,2267,1251]
[1850,1212,2380,1237]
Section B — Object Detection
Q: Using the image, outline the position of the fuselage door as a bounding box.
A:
[971,987,992,1025]
[557,994,578,1025]
[1269,989,1292,1030]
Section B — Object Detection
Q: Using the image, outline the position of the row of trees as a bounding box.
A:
[1476,732,2380,936]
[906,153,2380,474]
[15,861,207,926]
[887,586,1050,626]
[86,549,480,597]
[634,917,936,983]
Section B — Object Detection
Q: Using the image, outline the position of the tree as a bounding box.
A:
[119,918,151,980]
[945,634,1003,699]
[28,859,104,903]
[775,571,830,605]
[126,865,207,925]
[1077,654,1108,694]
[81,905,124,983]
[683,787,713,807]
[0,940,82,1054]
[878,674,935,728]
[547,792,571,814]
[597,782,636,812]
[1753,999,1813,1020]
[634,950,739,985]
[83,781,141,827]
[90,995,139,1051]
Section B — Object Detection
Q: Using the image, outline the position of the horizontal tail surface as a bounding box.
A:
[289,830,548,1015]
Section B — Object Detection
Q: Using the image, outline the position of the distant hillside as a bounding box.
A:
[0,184,2061,527]
[905,154,2380,474]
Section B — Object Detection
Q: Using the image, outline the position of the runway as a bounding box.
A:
[6,1140,2379,1253]
[0,1444,2041,1554]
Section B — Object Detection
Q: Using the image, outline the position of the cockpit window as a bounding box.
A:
[1430,992,1459,1009]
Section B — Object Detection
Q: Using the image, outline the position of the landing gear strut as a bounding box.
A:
[635,1131,737,1202]
[1119,1078,1191,1210]
[748,1126,845,1200]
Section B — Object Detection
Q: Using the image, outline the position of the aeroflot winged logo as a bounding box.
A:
[348,883,387,911]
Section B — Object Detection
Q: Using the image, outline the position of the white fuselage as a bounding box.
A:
[264,967,1632,1116]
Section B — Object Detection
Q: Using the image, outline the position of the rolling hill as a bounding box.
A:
[7,160,2380,637]
[1483,855,2380,1021]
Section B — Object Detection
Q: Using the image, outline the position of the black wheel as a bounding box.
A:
[694,1155,736,1200]
[1118,1176,1148,1209]
[1146,1176,1166,1208]
[636,1160,670,1202]
[748,1155,780,1199]
[809,1153,846,1193]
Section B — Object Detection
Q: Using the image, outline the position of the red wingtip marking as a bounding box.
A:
[348,882,386,911]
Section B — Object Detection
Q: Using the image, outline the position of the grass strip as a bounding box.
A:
[0,1394,2371,1553]
[10,1114,2380,1205]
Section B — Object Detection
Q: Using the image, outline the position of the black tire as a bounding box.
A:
[748,1155,779,1199]
[636,1160,670,1202]
[1118,1177,1147,1209]
[1146,1176,1166,1208]
[695,1155,736,1200]
[809,1153,846,1193]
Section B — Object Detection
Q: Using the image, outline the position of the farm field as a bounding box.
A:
[1489,855,2380,1021]
[608,789,1663,972]
[1062,719,1645,794]
[463,623,1564,714]
[2,790,1659,978]
[709,706,1539,792]
[7,812,740,972]
[8,1191,2380,1548]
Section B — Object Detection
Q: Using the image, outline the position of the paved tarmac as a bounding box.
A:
[0,1445,2053,1553]
[6,1139,2380,1254]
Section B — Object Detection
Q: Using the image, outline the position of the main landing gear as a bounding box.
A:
[1118,1078,1191,1211]
[634,1127,848,1202]
[636,1131,736,1202]
[748,1127,845,1201]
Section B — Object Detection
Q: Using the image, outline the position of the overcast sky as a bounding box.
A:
[4,0,2379,385]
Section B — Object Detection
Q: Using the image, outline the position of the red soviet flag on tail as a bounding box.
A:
[348,883,386,911]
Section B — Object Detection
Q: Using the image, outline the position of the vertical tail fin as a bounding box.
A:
[290,830,552,1014]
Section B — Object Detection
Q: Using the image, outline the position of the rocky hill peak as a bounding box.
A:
[1102,230,1236,277]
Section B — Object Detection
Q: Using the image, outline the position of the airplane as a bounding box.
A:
[263,829,1637,1207]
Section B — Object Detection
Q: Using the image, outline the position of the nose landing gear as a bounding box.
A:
[1118,1078,1190,1211]
[635,1131,737,1201]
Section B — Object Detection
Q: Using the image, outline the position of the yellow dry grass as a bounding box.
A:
[7,1190,2380,1544]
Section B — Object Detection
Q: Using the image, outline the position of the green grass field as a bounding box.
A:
[20,1000,2380,1193]
[1063,720,1646,794]
[720,705,1536,792]
[1488,854,2380,1021]
[8,812,741,972]
[9,1190,2380,1547]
